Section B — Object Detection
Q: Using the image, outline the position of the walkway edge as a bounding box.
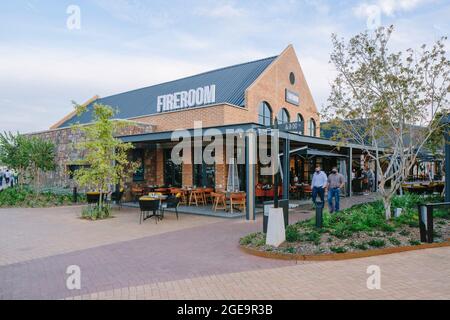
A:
[239,240,450,261]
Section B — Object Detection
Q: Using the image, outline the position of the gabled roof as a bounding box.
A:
[57,55,278,128]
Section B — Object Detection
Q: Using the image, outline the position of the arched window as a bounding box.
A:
[297,114,305,135]
[309,118,317,137]
[277,108,290,125]
[258,102,272,126]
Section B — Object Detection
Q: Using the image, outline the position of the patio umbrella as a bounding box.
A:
[339,159,347,183]
[227,158,240,192]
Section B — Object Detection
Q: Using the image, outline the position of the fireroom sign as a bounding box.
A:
[157,84,216,112]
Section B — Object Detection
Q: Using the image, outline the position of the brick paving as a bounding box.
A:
[1,194,449,300]
[68,247,450,300]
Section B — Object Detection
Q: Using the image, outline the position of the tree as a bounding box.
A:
[324,26,450,219]
[0,132,31,186]
[73,103,137,218]
[28,137,56,192]
[0,132,56,189]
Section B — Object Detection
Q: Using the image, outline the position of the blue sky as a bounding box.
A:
[0,0,449,133]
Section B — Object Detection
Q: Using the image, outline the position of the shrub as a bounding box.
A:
[388,237,401,246]
[285,225,300,242]
[330,246,348,253]
[368,239,386,248]
[81,204,112,220]
[350,241,369,250]
[0,187,83,208]
[409,239,421,246]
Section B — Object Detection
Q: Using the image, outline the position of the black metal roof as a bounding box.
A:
[57,55,278,128]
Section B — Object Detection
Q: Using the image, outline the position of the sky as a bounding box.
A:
[0,0,449,133]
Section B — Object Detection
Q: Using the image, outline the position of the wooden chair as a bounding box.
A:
[212,192,227,211]
[255,185,265,203]
[189,189,205,206]
[230,192,246,214]
[202,188,214,204]
[303,185,312,199]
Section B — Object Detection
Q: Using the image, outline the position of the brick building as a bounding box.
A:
[31,45,374,219]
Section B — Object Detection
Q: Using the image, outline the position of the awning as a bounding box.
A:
[289,147,348,159]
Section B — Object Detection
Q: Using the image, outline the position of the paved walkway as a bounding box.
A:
[0,194,448,300]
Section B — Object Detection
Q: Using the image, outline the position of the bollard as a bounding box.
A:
[315,201,324,228]
[73,187,78,203]
[418,204,434,243]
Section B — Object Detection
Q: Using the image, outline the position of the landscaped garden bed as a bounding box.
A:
[0,187,85,208]
[240,194,450,257]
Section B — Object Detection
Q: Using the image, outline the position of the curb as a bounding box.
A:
[239,240,450,261]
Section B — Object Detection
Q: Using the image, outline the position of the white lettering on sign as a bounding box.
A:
[285,89,300,106]
[157,85,216,112]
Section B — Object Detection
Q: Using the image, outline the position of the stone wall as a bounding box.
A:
[27,121,153,189]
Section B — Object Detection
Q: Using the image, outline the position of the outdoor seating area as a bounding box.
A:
[401,181,445,195]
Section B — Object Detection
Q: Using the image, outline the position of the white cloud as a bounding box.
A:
[0,45,213,133]
[354,0,433,18]
[195,3,245,18]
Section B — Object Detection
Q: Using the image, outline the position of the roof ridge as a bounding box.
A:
[100,55,278,100]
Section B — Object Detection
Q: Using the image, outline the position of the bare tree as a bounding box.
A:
[324,26,450,219]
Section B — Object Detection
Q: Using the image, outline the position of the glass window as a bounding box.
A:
[277,108,290,125]
[309,119,317,137]
[132,149,145,182]
[164,149,182,187]
[297,114,305,135]
[193,148,215,188]
[258,102,272,126]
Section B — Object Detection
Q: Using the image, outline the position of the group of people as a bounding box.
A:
[311,166,345,213]
[0,168,17,189]
[352,166,375,194]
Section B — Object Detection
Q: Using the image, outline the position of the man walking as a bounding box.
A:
[327,167,345,213]
[311,166,327,206]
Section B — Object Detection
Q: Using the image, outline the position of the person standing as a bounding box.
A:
[311,166,327,205]
[0,168,3,188]
[5,169,10,187]
[327,167,345,213]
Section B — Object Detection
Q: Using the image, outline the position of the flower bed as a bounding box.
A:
[240,194,450,256]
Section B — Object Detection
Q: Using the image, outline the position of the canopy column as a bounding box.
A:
[245,130,257,220]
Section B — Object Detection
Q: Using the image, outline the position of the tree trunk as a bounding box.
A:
[382,196,392,220]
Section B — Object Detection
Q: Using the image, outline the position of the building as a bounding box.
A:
[30,45,376,219]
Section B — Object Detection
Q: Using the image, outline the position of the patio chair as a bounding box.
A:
[211,192,227,212]
[202,188,214,204]
[230,192,246,214]
[138,198,162,224]
[86,192,107,207]
[189,189,205,206]
[131,187,144,202]
[255,185,265,203]
[161,195,181,220]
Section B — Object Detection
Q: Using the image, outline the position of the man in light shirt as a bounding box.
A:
[327,167,345,213]
[311,166,327,205]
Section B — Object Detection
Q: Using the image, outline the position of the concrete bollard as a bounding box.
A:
[266,208,286,247]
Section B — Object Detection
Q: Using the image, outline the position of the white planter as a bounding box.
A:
[266,208,286,247]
